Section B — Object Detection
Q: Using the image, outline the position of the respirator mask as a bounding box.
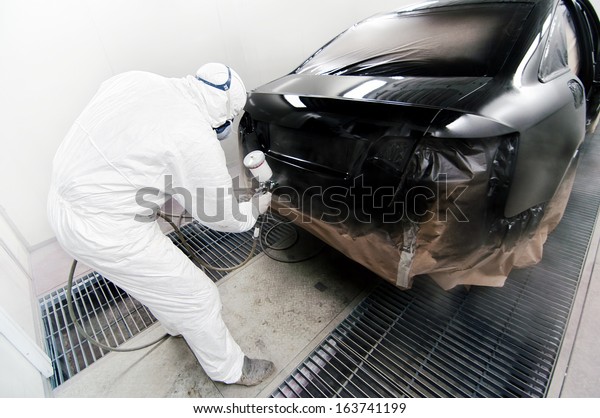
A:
[214,120,232,140]
[196,66,234,141]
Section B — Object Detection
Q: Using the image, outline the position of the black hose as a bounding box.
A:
[262,222,299,251]
[258,215,324,263]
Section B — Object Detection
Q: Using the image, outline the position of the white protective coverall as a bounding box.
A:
[47,63,261,384]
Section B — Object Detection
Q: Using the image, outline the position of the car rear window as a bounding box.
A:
[295,3,533,77]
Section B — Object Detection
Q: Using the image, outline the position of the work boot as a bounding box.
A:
[235,356,275,386]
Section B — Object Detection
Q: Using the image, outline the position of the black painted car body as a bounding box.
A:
[240,0,600,289]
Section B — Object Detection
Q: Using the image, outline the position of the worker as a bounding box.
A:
[47,63,274,386]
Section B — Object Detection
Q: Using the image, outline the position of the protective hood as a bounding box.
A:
[189,63,247,129]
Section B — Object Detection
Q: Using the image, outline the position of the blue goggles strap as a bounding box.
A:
[195,67,232,91]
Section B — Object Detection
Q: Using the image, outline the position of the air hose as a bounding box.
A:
[65,210,260,352]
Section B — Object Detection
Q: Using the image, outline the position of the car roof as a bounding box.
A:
[296,0,547,78]
[393,0,547,12]
[383,0,554,16]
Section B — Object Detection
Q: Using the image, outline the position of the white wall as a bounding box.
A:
[0,212,51,397]
[0,336,46,397]
[0,0,411,248]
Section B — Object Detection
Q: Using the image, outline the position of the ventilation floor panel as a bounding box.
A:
[272,132,600,398]
[39,272,156,388]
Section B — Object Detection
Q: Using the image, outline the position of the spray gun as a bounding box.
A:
[243,150,277,242]
[243,150,277,194]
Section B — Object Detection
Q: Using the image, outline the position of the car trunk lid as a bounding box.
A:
[244,74,491,180]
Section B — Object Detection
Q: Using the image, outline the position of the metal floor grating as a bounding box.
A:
[40,214,287,388]
[272,132,600,398]
[39,272,157,388]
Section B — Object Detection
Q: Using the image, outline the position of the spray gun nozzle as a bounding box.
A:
[258,179,278,194]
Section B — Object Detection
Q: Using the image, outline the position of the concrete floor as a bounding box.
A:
[34,177,600,398]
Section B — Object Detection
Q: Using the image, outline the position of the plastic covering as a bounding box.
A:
[267,136,576,290]
[296,3,532,77]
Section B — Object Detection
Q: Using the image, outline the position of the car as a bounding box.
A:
[239,0,600,289]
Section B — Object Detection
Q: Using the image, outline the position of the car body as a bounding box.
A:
[240,0,600,289]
